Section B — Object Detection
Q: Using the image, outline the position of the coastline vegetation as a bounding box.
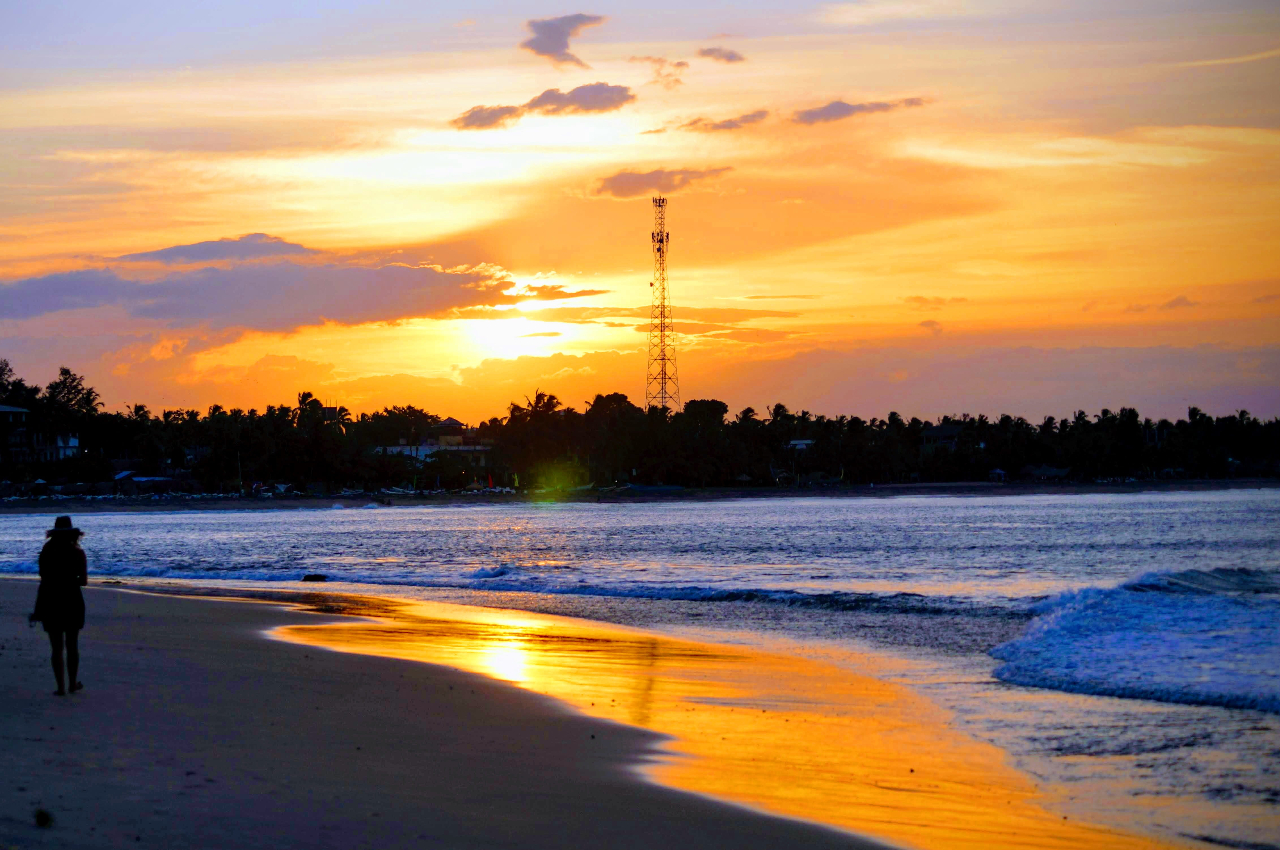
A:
[2,361,1276,494]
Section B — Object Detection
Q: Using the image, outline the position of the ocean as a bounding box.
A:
[3,489,1277,848]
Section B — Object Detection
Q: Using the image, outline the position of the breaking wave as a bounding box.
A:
[992,568,1280,713]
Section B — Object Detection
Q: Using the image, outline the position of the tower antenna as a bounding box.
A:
[645,195,680,411]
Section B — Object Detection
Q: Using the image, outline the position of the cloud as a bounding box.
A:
[520,13,605,67]
[918,319,942,336]
[512,284,609,301]
[629,56,689,90]
[595,167,732,198]
[451,105,523,130]
[520,331,562,338]
[1255,293,1280,304]
[904,295,967,310]
[452,83,635,130]
[708,328,793,343]
[0,269,136,319]
[454,305,796,324]
[820,0,984,26]
[0,261,582,332]
[632,322,738,335]
[524,83,635,115]
[1174,46,1280,68]
[1160,295,1198,310]
[698,46,746,63]
[118,233,316,263]
[793,97,927,125]
[681,110,769,132]
[745,294,820,300]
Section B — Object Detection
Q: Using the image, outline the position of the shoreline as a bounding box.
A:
[3,577,1187,850]
[0,477,1275,514]
[1,579,886,850]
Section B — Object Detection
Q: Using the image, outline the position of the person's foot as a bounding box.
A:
[70,681,83,693]
[53,689,65,697]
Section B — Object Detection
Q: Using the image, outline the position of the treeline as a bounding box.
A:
[1,360,1277,493]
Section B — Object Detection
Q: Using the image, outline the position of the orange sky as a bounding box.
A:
[2,2,1278,420]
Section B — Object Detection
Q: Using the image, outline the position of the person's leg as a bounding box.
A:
[66,630,81,692]
[47,630,65,695]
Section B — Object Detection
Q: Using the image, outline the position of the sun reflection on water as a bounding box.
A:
[480,639,528,683]
[275,598,1175,850]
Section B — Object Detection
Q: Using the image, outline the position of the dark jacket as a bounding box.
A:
[35,538,87,633]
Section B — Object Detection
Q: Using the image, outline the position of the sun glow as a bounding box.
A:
[479,639,529,683]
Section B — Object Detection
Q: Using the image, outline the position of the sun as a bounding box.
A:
[460,316,565,361]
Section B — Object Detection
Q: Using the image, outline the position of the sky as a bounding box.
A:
[2,0,1279,422]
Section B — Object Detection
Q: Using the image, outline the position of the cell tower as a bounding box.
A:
[645,195,680,411]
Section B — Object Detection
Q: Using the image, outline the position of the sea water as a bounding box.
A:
[2,489,1277,847]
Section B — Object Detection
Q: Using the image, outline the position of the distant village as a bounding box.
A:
[2,360,1277,500]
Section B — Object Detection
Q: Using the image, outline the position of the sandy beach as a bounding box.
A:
[0,578,1190,849]
[0,579,894,849]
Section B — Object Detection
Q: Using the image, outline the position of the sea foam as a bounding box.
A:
[991,568,1280,713]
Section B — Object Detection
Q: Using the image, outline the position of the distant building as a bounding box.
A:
[0,405,81,464]
[921,424,963,455]
[36,433,81,462]
[377,419,492,469]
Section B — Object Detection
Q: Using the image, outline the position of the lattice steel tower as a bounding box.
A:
[645,195,680,411]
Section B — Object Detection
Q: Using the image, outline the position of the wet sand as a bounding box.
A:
[0,579,883,849]
[1,580,1185,849]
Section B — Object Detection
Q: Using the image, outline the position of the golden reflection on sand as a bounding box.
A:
[276,598,1177,850]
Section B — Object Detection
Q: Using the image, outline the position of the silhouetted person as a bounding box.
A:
[31,516,87,696]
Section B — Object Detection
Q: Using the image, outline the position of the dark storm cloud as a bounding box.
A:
[793,97,927,125]
[520,13,604,67]
[451,83,635,130]
[594,167,732,198]
[681,110,769,132]
[697,46,746,63]
[118,233,316,263]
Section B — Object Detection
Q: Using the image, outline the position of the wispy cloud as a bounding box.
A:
[1254,293,1280,304]
[594,167,733,198]
[697,46,746,63]
[918,319,943,336]
[1160,295,1198,310]
[451,104,524,130]
[520,331,562,338]
[452,83,636,130]
[118,233,316,263]
[793,97,926,125]
[520,14,605,68]
[629,56,689,89]
[820,0,990,26]
[904,295,967,310]
[681,110,769,132]
[1174,46,1280,68]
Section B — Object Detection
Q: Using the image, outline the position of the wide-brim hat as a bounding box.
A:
[47,515,83,538]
